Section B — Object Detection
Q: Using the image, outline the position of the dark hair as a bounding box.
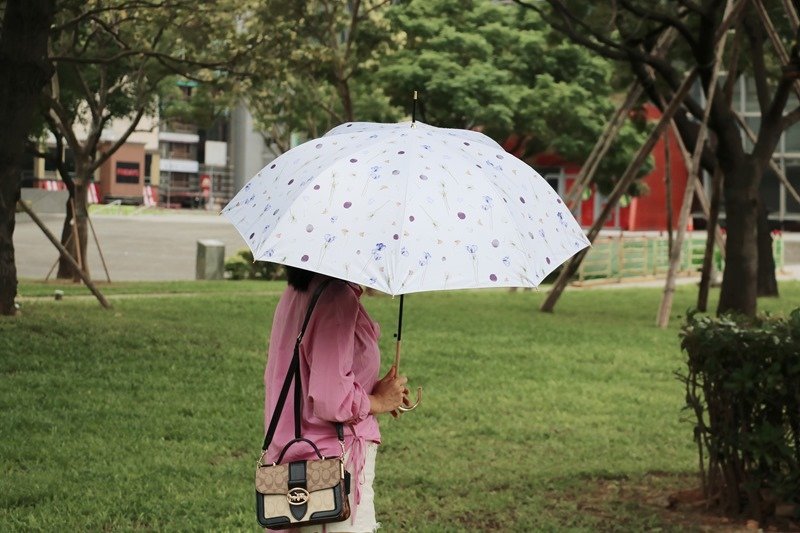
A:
[286,266,317,291]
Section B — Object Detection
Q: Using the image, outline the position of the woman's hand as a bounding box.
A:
[368,366,408,415]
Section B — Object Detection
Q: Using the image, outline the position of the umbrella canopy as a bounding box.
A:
[222,121,589,296]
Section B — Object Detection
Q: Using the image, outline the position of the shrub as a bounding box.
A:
[678,310,800,522]
[224,249,285,281]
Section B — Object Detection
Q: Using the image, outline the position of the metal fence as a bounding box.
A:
[576,235,785,283]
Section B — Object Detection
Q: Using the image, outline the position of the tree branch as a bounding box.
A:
[44,73,81,155]
[89,105,147,174]
[675,0,708,16]
[513,0,633,61]
[742,13,772,114]
[50,1,173,32]
[618,0,697,50]
[782,105,800,129]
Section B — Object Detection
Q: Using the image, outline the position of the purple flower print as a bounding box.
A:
[369,166,381,180]
[556,212,568,228]
[372,243,386,261]
[466,244,479,281]
[264,248,275,258]
[401,247,409,257]
[318,234,336,266]
[481,196,493,211]
[417,251,432,285]
[502,256,511,267]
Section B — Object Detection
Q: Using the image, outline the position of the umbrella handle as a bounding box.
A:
[393,339,422,414]
[397,386,422,412]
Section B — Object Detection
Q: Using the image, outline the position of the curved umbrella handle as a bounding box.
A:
[393,337,422,414]
[397,386,422,412]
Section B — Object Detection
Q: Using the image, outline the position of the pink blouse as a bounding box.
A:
[263,275,381,508]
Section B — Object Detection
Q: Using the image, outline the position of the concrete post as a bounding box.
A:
[196,239,225,280]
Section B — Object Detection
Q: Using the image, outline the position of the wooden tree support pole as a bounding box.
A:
[18,201,111,309]
[564,83,643,209]
[669,119,727,259]
[87,214,111,283]
[563,30,677,210]
[735,112,800,206]
[45,232,72,281]
[656,0,732,328]
[781,0,800,30]
[69,197,83,273]
[563,30,679,210]
[664,129,674,253]
[540,67,698,312]
[753,0,800,100]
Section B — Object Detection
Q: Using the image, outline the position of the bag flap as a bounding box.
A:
[256,458,342,495]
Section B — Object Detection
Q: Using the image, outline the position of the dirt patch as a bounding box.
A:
[555,472,799,532]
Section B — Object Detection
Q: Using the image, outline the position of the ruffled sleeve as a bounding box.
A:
[303,282,372,424]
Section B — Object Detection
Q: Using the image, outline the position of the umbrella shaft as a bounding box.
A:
[394,339,402,370]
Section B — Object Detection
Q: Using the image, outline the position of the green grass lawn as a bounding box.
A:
[2,280,799,532]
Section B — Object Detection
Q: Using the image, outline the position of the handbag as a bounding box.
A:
[256,279,351,529]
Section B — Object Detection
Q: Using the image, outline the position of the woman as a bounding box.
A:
[264,266,408,532]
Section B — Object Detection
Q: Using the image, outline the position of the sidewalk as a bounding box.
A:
[15,211,246,281]
[571,263,800,290]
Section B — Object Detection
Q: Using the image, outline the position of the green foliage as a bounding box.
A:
[3,280,799,530]
[243,0,648,196]
[378,0,650,195]
[679,310,800,517]
[224,249,285,281]
[243,0,402,154]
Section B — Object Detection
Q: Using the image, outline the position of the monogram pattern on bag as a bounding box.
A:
[256,464,290,494]
[306,459,341,491]
[256,459,341,495]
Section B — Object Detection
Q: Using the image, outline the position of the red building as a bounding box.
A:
[512,103,692,232]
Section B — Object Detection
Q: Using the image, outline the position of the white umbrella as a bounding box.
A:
[222,120,589,295]
[222,120,590,410]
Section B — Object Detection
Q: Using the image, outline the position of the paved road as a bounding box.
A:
[15,211,800,282]
[16,212,248,281]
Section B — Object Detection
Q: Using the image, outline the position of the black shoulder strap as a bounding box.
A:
[262,278,342,452]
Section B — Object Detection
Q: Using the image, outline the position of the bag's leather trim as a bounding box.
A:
[288,461,307,520]
[255,483,350,529]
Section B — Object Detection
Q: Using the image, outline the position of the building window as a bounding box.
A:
[116,161,141,184]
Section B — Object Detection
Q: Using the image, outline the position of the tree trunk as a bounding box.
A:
[718,159,760,317]
[57,164,90,281]
[698,166,723,312]
[756,197,779,297]
[0,0,55,315]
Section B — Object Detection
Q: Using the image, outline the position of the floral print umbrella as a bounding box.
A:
[222,120,589,296]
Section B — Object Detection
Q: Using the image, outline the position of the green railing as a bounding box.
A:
[576,234,785,283]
